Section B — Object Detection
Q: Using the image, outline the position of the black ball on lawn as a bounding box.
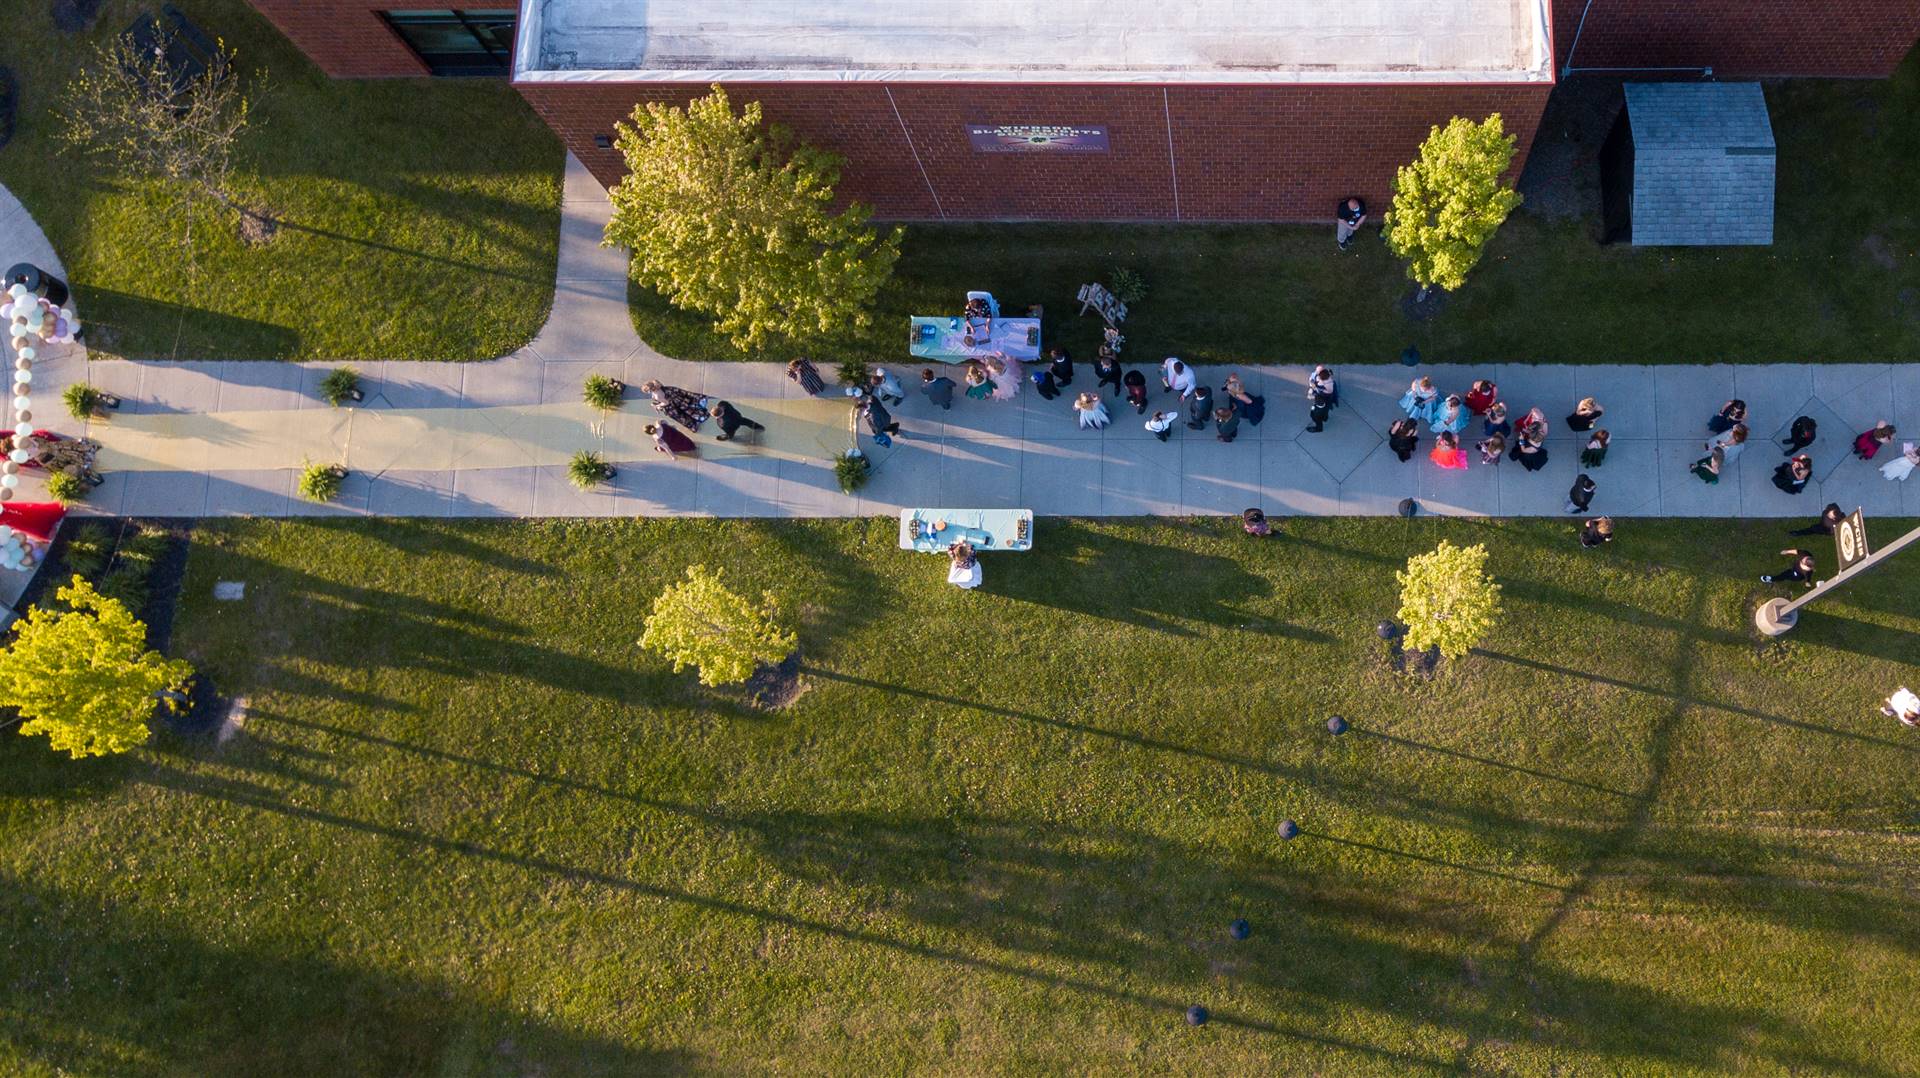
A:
[1229,919,1250,940]
[1376,620,1400,639]
[1327,715,1348,735]
[1277,819,1300,840]
[1186,1005,1210,1026]
[1401,345,1422,367]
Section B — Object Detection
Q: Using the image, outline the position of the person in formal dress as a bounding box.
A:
[1511,425,1548,472]
[1705,423,1747,464]
[1881,442,1919,482]
[1214,404,1240,443]
[1187,384,1215,430]
[1222,373,1264,425]
[641,380,707,430]
[1388,418,1420,462]
[1773,454,1813,494]
[1093,352,1125,397]
[947,540,982,589]
[1852,421,1896,460]
[1146,410,1178,442]
[1399,376,1437,419]
[1690,446,1725,485]
[1483,401,1511,441]
[1047,345,1074,388]
[1464,379,1498,416]
[645,421,696,458]
[985,355,1024,401]
[1782,415,1817,456]
[1162,357,1197,398]
[1428,394,1467,435]
[1306,387,1333,433]
[1123,369,1150,413]
[1073,392,1111,430]
[1581,429,1610,468]
[1566,397,1604,433]
[861,394,900,438]
[1429,431,1468,470]
[868,366,907,405]
[1477,432,1506,466]
[1308,365,1338,406]
[1566,473,1597,514]
[963,362,994,401]
[786,357,825,396]
[1708,398,1746,434]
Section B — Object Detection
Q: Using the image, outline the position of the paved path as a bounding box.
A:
[21,156,1920,523]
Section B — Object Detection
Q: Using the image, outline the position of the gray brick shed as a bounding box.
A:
[1615,83,1776,246]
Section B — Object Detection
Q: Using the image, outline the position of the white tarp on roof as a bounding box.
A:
[515,0,1554,84]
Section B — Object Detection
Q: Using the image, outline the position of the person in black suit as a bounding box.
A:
[1789,502,1845,537]
[1306,388,1333,433]
[1773,454,1812,494]
[1046,345,1074,388]
[1565,474,1596,514]
[1388,418,1420,462]
[1782,415,1817,456]
[1093,351,1125,397]
[920,368,956,410]
[708,400,765,441]
[861,395,900,436]
[1186,384,1215,430]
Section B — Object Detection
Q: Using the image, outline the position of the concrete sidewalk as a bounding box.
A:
[28,154,1920,522]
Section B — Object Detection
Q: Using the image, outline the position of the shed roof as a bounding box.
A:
[1624,82,1776,246]
[514,0,1554,85]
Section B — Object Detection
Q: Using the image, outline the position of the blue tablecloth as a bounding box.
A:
[898,509,1034,553]
[908,316,1041,361]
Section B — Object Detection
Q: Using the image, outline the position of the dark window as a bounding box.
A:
[382,9,516,77]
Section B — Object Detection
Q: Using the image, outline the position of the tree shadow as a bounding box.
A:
[73,285,302,360]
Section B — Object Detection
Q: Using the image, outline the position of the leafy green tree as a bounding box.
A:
[0,576,195,758]
[603,85,903,350]
[640,565,796,686]
[1383,115,1522,296]
[1395,541,1501,661]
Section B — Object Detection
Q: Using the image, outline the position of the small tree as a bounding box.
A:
[58,27,258,247]
[640,564,796,687]
[0,576,194,758]
[1383,115,1521,297]
[1395,541,1501,662]
[604,85,903,350]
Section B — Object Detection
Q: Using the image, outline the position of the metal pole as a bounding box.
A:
[1756,522,1920,636]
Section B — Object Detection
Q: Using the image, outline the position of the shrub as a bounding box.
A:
[319,366,362,407]
[59,521,113,579]
[1109,267,1148,306]
[834,451,870,493]
[298,462,346,502]
[96,526,170,617]
[640,565,796,687]
[1396,540,1502,661]
[62,383,103,420]
[568,450,614,490]
[582,374,625,411]
[835,358,870,389]
[45,471,88,505]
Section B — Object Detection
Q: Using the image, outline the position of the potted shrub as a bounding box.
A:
[582,374,625,411]
[320,366,363,407]
[62,383,119,419]
[836,358,870,391]
[45,470,88,505]
[568,449,616,490]
[834,449,870,493]
[298,461,346,502]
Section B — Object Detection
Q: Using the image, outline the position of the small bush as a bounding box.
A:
[298,462,346,502]
[319,367,361,407]
[835,358,870,388]
[45,471,88,505]
[95,525,171,617]
[62,383,103,420]
[568,450,614,490]
[1109,267,1148,306]
[59,521,113,579]
[834,451,870,493]
[582,374,625,411]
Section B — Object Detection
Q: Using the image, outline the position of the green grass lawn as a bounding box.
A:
[4,516,1918,1074]
[0,1,563,361]
[634,48,1920,367]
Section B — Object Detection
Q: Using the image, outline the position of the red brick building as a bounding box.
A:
[247,1,1920,222]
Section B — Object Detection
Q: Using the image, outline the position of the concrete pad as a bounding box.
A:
[709,361,791,403]
[204,469,293,517]
[1816,370,1894,433]
[1578,438,1661,516]
[461,357,543,408]
[450,466,538,516]
[694,454,785,517]
[1416,453,1499,516]
[1734,448,1819,518]
[775,457,861,516]
[554,203,630,282]
[1649,365,1737,437]
[939,438,1025,509]
[1813,364,1890,413]
[373,362,466,410]
[79,361,144,414]
[1731,364,1812,435]
[73,470,128,516]
[1022,393,1103,441]
[1657,438,1743,516]
[1100,438,1184,516]
[1903,473,1920,516]
[1488,364,1577,422]
[532,463,623,517]
[137,362,226,414]
[1295,413,1383,482]
[1093,394,1158,440]
[1495,442,1581,516]
[1765,397,1848,480]
[215,361,304,412]
[530,277,641,361]
[1018,439,1104,515]
[1336,366,1413,435]
[1180,438,1262,515]
[1338,443,1417,515]
[117,470,210,517]
[1256,439,1341,515]
[1815,457,1906,519]
[1889,364,1920,422]
[849,437,940,515]
[366,470,457,517]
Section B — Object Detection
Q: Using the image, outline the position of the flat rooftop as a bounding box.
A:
[514,0,1554,84]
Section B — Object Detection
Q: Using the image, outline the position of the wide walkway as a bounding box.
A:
[29,158,1920,522]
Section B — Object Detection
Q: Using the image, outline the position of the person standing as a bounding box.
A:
[963,362,994,402]
[1477,432,1506,466]
[1852,421,1896,460]
[1073,392,1111,430]
[1880,686,1920,728]
[1511,426,1548,472]
[1761,548,1816,586]
[1773,454,1813,494]
[1309,365,1338,406]
[1429,431,1468,470]
[641,380,708,430]
[1335,196,1367,250]
[1789,503,1846,537]
[707,399,765,441]
[1708,398,1747,434]
[861,394,900,438]
[1399,376,1437,420]
[1566,473,1597,514]
[869,366,907,405]
[1428,394,1468,435]
[1689,446,1725,485]
[1123,369,1150,414]
[786,357,825,396]
[1388,418,1420,463]
[1032,363,1062,401]
[1187,384,1215,430]
[1093,351,1125,397]
[1162,357,1197,398]
[1482,402,1511,441]
[1581,430,1610,468]
[645,421,697,459]
[1579,517,1614,549]
[1145,410,1178,442]
[1706,423,1747,464]
[1222,373,1264,425]
[1306,386,1334,433]
[1881,441,1919,482]
[1566,397,1605,433]
[1782,415,1817,456]
[1214,404,1240,443]
[1046,345,1074,388]
[1464,379,1498,416]
[920,368,956,410]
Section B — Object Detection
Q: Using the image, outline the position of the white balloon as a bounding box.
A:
[7,449,25,463]
[12,422,31,437]
[1,474,18,489]
[11,396,27,410]
[12,370,29,385]
[7,284,26,299]
[0,525,12,539]
[17,347,34,362]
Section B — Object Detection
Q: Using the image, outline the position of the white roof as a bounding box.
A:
[515,0,1554,84]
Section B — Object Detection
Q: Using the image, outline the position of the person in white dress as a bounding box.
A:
[1881,686,1920,727]
[1881,442,1918,482]
[984,354,1024,401]
[1073,392,1110,429]
[947,541,982,589]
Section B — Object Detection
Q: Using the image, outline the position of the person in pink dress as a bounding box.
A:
[1429,430,1469,470]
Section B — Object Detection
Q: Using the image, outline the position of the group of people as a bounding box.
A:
[635,379,766,459]
[1386,376,1608,522]
[1691,399,1913,493]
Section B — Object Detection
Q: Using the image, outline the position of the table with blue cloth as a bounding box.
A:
[898,509,1034,553]
[908,316,1042,361]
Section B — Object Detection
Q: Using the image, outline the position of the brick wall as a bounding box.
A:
[515,81,1552,223]
[246,1,427,78]
[1552,0,1920,77]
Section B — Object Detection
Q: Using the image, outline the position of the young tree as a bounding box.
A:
[59,26,258,244]
[1383,115,1522,297]
[604,86,903,351]
[1395,541,1502,662]
[640,565,797,687]
[0,576,195,759]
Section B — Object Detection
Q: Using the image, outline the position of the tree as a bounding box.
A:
[1395,541,1502,662]
[59,25,259,246]
[1383,115,1521,297]
[640,565,796,687]
[603,85,903,351]
[0,576,195,759]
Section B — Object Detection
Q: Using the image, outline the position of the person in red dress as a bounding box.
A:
[1463,379,1498,416]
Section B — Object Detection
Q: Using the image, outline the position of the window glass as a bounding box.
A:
[383,9,517,77]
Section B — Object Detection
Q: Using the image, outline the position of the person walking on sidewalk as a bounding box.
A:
[1852,421,1896,460]
[787,357,825,396]
[868,367,907,405]
[860,394,901,439]
[1789,503,1845,537]
[1773,454,1813,495]
[1782,415,1817,456]
[708,400,765,441]
[645,421,697,459]
[1566,473,1597,514]
[920,369,956,410]
[1761,548,1816,587]
[1706,423,1748,464]
[1335,196,1367,250]
[1689,446,1725,485]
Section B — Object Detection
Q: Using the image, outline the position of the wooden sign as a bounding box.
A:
[1076,283,1128,326]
